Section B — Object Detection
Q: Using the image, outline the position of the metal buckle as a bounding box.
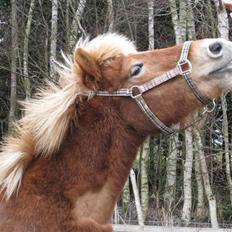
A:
[178,59,192,75]
[203,98,216,114]
[130,85,142,99]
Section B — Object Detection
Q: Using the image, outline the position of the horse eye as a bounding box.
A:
[130,63,143,77]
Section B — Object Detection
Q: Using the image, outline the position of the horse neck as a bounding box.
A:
[60,98,145,203]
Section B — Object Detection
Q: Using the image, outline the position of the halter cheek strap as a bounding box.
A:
[91,41,211,135]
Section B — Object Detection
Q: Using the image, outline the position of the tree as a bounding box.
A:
[182,126,193,224]
[50,0,58,80]
[9,0,18,128]
[164,134,178,212]
[194,127,219,228]
[68,0,87,50]
[194,146,205,220]
[130,169,144,226]
[215,0,232,206]
[22,0,36,99]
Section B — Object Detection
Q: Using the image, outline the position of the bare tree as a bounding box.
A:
[23,0,36,99]
[50,0,58,79]
[130,169,144,226]
[69,0,87,50]
[140,139,149,217]
[195,127,219,228]
[148,0,154,50]
[221,95,232,205]
[9,0,18,128]
[194,147,205,220]
[182,127,193,224]
[106,0,114,32]
[164,135,178,212]
[215,0,232,206]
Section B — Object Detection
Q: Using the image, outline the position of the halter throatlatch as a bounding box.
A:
[92,41,211,135]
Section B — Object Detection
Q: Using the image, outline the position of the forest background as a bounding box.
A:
[1,0,232,228]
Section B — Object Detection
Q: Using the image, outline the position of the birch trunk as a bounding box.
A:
[164,0,184,215]
[136,1,155,217]
[194,149,205,219]
[215,0,232,205]
[69,0,87,50]
[140,139,149,217]
[50,0,58,80]
[186,0,196,40]
[182,127,193,224]
[195,128,219,228]
[164,134,178,212]
[23,0,36,99]
[130,169,144,226]
[66,0,70,46]
[179,0,187,41]
[214,0,229,39]
[148,0,154,50]
[168,0,184,44]
[221,95,232,205]
[123,178,130,210]
[114,203,119,224]
[9,0,18,128]
[106,0,114,32]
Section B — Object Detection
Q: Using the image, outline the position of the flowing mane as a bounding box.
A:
[0,33,136,200]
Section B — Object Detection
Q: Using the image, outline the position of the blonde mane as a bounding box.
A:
[0,33,136,200]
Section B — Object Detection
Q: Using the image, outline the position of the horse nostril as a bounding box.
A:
[209,42,223,54]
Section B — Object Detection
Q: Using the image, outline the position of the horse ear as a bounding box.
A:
[74,48,102,81]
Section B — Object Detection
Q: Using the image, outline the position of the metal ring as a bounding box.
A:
[178,59,192,75]
[130,85,142,99]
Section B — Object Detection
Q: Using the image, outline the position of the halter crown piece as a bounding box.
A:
[92,41,211,135]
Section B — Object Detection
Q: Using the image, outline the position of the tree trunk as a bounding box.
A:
[179,0,187,41]
[68,0,87,50]
[123,178,130,210]
[66,0,70,46]
[9,0,18,128]
[215,0,232,207]
[130,169,144,226]
[23,0,36,99]
[194,148,205,220]
[165,0,186,217]
[50,0,58,80]
[186,0,196,40]
[148,0,154,50]
[168,0,185,44]
[221,94,232,205]
[182,127,193,225]
[140,139,149,217]
[214,0,229,39]
[164,134,178,212]
[106,0,114,32]
[195,128,219,228]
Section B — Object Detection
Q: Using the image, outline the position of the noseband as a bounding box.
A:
[92,42,211,135]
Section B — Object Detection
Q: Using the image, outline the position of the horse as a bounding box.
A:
[0,33,232,232]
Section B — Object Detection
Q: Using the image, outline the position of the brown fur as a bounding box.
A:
[0,34,225,231]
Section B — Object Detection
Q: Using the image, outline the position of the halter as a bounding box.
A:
[91,42,211,135]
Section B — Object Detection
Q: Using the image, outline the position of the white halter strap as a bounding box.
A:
[91,41,211,135]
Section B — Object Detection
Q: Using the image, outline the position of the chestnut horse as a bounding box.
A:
[0,33,232,232]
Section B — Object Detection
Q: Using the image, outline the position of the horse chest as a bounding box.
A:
[71,182,116,224]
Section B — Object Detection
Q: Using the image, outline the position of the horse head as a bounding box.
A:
[74,35,232,134]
